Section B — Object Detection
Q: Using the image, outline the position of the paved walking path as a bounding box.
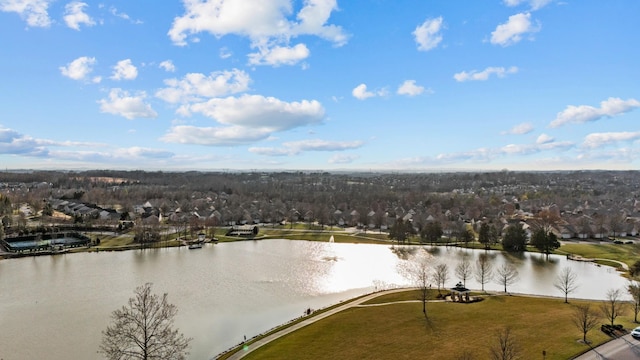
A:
[592,258,629,270]
[573,334,640,360]
[219,289,637,360]
[221,288,411,360]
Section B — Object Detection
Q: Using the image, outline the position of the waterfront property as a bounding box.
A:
[1,232,90,253]
[0,240,631,360]
[226,225,259,237]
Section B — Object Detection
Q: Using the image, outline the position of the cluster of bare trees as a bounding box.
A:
[403,257,640,357]
[403,251,525,302]
[3,170,640,242]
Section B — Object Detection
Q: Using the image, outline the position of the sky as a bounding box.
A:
[1,0,639,172]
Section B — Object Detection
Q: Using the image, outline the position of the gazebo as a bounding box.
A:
[450,282,471,302]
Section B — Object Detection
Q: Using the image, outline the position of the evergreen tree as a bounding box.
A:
[530,228,560,255]
[0,194,11,217]
[459,228,474,247]
[478,223,491,249]
[502,223,527,252]
[421,221,443,244]
[389,218,411,244]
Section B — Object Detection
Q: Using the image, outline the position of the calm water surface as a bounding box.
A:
[0,240,629,359]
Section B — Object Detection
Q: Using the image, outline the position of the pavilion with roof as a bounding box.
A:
[450,282,471,302]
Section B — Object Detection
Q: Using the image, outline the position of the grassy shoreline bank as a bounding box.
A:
[3,226,638,269]
[217,288,636,360]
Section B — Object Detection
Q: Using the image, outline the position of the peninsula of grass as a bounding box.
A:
[559,242,640,267]
[240,290,636,360]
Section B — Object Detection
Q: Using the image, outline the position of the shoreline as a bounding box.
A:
[1,229,634,271]
[213,288,617,360]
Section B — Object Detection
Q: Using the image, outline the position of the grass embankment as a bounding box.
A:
[242,290,635,360]
[257,229,390,244]
[74,228,640,270]
[78,227,392,250]
[559,242,640,268]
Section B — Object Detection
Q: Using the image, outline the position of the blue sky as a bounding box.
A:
[1,0,639,171]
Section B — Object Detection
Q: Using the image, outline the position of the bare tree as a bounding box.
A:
[495,263,519,293]
[554,267,579,303]
[455,257,473,287]
[628,278,640,323]
[432,263,450,295]
[531,209,561,236]
[400,254,431,318]
[572,303,599,343]
[99,283,191,360]
[601,288,625,326]
[608,213,625,240]
[489,327,520,360]
[475,254,493,292]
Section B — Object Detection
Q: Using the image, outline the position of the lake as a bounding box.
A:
[0,240,629,359]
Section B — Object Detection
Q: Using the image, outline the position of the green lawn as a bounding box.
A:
[257,229,390,244]
[242,291,636,360]
[559,242,640,267]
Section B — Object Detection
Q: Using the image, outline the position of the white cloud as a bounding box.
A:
[352,84,374,100]
[249,139,363,156]
[162,94,325,146]
[329,154,359,164]
[490,12,540,47]
[50,147,174,163]
[575,147,640,165]
[500,138,573,155]
[220,47,232,59]
[0,126,47,156]
[185,94,324,129]
[0,125,110,159]
[503,0,553,10]
[413,16,444,51]
[352,83,386,100]
[99,88,157,119]
[502,122,533,135]
[287,139,363,152]
[156,69,251,104]
[169,0,347,46]
[0,0,52,27]
[550,97,640,128]
[159,60,176,72]
[110,59,138,81]
[168,0,347,66]
[536,133,554,144]
[59,56,99,82]
[63,2,95,30]
[396,134,575,166]
[454,66,518,82]
[161,125,273,146]
[397,80,426,96]
[583,132,640,149]
[293,0,347,44]
[435,148,495,163]
[248,43,310,66]
[109,6,142,24]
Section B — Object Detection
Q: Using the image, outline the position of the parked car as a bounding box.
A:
[631,326,640,339]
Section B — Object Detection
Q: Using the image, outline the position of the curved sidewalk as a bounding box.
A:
[221,288,410,360]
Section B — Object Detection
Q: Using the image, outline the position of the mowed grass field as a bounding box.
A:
[559,242,640,267]
[241,290,636,360]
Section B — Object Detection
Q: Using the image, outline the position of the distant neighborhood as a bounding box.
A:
[1,170,640,248]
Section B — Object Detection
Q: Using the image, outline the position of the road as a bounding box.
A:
[573,334,640,360]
